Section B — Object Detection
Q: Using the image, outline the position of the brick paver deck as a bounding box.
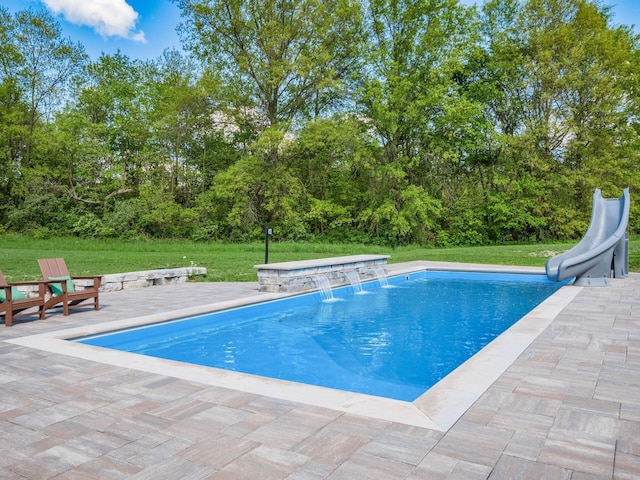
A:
[1,263,638,479]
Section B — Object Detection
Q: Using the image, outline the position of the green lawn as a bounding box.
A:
[0,234,638,282]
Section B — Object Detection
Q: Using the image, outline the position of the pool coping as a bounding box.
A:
[6,263,580,432]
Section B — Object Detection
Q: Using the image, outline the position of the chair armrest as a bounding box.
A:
[71,276,102,289]
[1,281,47,299]
[7,280,49,286]
[0,284,11,302]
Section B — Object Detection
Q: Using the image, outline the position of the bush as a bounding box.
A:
[190,222,220,242]
[140,201,199,238]
[6,192,67,232]
[103,200,145,239]
[72,213,117,238]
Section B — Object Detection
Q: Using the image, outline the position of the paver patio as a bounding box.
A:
[1,262,639,479]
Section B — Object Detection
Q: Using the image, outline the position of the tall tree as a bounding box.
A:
[0,7,27,208]
[0,7,86,227]
[144,50,209,203]
[174,0,367,236]
[475,0,640,240]
[286,116,379,239]
[144,51,246,202]
[10,9,87,166]
[356,0,473,243]
[174,0,366,132]
[51,50,152,218]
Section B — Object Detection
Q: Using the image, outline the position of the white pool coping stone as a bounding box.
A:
[8,263,579,431]
[254,254,390,270]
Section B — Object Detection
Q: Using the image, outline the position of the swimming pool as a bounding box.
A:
[77,271,566,402]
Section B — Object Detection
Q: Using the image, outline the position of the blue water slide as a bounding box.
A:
[546,188,630,286]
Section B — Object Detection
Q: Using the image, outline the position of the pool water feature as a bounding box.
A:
[343,269,364,294]
[78,271,566,402]
[373,265,389,287]
[311,274,335,301]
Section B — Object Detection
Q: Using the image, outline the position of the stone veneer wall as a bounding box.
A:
[15,267,207,297]
[99,267,207,292]
[254,255,389,293]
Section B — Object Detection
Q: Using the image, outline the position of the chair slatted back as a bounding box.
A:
[38,258,69,280]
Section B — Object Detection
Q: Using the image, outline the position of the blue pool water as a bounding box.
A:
[78,271,566,401]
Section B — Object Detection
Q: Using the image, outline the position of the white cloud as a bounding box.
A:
[42,0,146,42]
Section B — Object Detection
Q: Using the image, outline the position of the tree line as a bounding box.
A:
[1,0,638,246]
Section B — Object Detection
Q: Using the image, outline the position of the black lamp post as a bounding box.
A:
[264,226,272,263]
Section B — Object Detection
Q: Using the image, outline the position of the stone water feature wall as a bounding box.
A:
[254,255,390,293]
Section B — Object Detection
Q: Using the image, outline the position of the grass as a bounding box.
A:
[1,234,638,282]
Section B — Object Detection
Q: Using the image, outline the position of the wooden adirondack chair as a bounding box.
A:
[0,270,47,327]
[38,258,101,316]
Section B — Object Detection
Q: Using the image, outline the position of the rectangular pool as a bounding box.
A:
[77,271,566,402]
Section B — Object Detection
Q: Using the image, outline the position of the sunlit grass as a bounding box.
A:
[1,234,637,282]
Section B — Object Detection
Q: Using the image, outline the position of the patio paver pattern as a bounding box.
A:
[1,266,639,479]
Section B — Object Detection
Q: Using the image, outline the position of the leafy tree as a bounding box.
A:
[0,7,87,227]
[45,109,116,213]
[174,0,366,132]
[174,0,367,235]
[0,8,27,213]
[2,2,640,244]
[9,9,87,166]
[356,0,474,243]
[206,127,308,239]
[144,50,212,204]
[287,116,378,240]
[73,52,152,199]
[444,0,640,243]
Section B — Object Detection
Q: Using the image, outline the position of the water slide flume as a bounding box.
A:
[546,188,630,286]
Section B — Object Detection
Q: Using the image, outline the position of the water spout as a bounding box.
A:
[312,274,335,301]
[344,270,364,294]
[372,266,389,288]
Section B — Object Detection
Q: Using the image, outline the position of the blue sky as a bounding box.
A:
[2,0,182,60]
[460,0,640,33]
[2,0,639,61]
